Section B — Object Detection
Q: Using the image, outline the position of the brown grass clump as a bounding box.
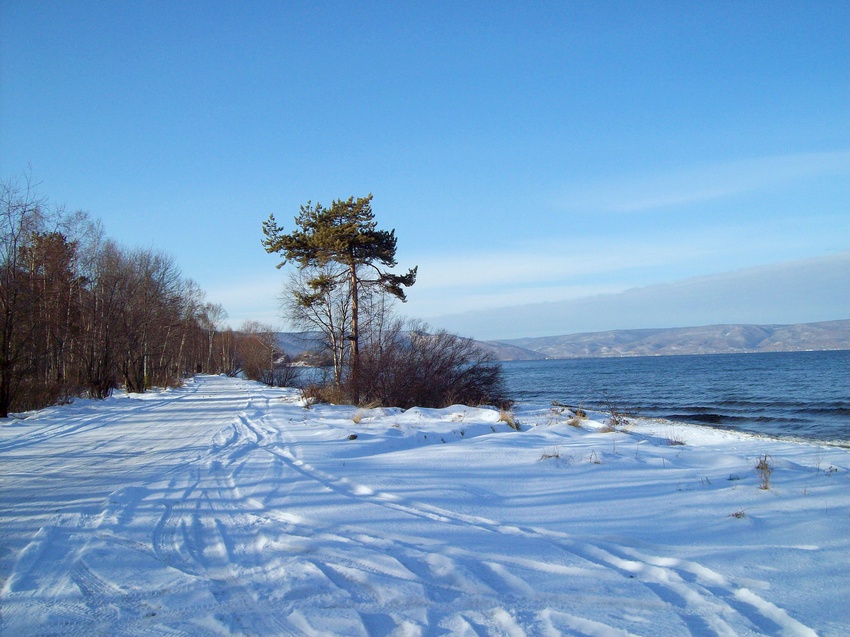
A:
[499,407,520,431]
[567,403,587,428]
[755,454,773,490]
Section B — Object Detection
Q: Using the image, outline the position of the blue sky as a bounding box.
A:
[2,1,848,339]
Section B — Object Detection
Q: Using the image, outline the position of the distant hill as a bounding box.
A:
[274,321,850,362]
[490,320,850,360]
[274,331,319,357]
[472,340,548,361]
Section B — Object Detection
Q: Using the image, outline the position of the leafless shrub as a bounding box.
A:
[603,395,631,429]
[262,364,300,388]
[300,383,347,406]
[755,454,773,490]
[357,318,506,409]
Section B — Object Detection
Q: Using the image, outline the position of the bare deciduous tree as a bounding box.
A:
[236,320,274,383]
[1,174,49,416]
[281,265,351,386]
[200,302,227,373]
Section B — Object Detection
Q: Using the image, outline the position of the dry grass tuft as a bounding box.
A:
[499,407,520,431]
[568,403,587,427]
[755,454,773,490]
[352,401,382,423]
[539,446,561,461]
[667,433,686,446]
[300,383,348,406]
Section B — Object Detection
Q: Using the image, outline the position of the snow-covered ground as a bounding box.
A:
[1,375,848,636]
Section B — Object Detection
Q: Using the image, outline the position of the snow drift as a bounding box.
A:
[1,375,848,636]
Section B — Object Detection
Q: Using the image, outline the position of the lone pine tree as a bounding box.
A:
[262,194,416,403]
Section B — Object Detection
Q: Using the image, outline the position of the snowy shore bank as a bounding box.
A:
[1,375,848,635]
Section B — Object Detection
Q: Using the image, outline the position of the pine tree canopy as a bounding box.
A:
[262,194,417,302]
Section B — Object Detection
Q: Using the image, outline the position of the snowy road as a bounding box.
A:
[1,375,848,635]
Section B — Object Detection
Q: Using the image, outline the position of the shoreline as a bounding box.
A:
[502,350,849,447]
[517,402,850,450]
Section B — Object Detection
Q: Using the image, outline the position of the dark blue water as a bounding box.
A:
[501,350,850,445]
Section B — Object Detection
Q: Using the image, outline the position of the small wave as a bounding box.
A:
[663,412,817,427]
[649,414,850,448]
[687,399,850,412]
[805,406,850,417]
[666,413,726,424]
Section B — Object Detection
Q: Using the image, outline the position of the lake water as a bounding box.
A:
[500,350,850,445]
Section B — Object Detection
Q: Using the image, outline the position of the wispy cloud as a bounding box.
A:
[560,150,850,213]
[411,216,813,294]
[404,210,849,321]
[412,241,704,292]
[404,239,718,320]
[202,274,285,329]
[429,251,850,340]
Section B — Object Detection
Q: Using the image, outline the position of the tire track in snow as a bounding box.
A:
[252,407,818,637]
[139,397,304,636]
[0,377,210,454]
[3,377,822,636]
[2,377,301,637]
[250,413,646,633]
[304,527,677,635]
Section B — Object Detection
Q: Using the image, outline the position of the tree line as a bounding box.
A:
[0,175,282,417]
[2,178,506,417]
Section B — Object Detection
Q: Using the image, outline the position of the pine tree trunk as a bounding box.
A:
[349,261,360,405]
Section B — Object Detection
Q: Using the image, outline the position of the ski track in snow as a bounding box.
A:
[0,375,842,636]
